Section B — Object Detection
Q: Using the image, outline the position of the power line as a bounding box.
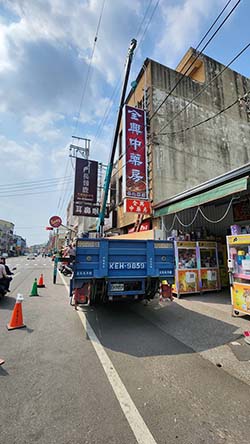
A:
[0,178,72,194]
[0,175,72,189]
[91,0,160,154]
[158,41,250,135]
[135,0,155,41]
[0,187,70,198]
[169,0,233,78]
[149,0,241,123]
[161,91,249,136]
[57,158,70,212]
[73,0,106,136]
[136,0,160,51]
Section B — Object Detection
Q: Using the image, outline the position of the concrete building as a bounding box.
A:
[0,219,14,255]
[110,48,250,233]
[13,234,26,256]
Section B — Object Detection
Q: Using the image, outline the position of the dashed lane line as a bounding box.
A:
[59,272,158,444]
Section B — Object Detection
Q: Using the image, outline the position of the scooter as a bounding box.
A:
[0,267,16,299]
[0,283,7,299]
[61,263,73,277]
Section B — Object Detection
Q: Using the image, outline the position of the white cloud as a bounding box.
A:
[0,135,43,178]
[155,0,224,67]
[23,111,65,141]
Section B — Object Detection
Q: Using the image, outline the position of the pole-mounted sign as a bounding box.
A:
[49,216,62,228]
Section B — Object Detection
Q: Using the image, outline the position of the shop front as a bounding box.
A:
[154,163,250,300]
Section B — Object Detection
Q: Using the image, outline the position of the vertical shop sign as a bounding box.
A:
[124,105,148,199]
[73,158,98,216]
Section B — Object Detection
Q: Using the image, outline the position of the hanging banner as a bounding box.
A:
[124,105,148,199]
[73,158,98,216]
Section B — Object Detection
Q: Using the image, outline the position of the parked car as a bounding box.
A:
[27,254,35,260]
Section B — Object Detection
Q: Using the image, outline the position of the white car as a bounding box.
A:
[27,254,35,260]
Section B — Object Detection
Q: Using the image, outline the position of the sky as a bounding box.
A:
[0,0,249,246]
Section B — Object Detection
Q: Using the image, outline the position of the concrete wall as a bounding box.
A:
[150,51,250,205]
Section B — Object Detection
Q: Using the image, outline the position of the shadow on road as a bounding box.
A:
[0,366,9,377]
[0,295,16,311]
[84,298,244,358]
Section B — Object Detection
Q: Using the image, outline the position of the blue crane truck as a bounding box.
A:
[70,237,175,305]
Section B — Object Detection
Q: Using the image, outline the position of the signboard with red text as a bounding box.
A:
[124,198,151,215]
[124,105,148,199]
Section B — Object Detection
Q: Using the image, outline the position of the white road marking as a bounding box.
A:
[59,272,158,444]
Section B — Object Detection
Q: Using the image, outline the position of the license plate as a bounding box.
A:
[111,283,124,292]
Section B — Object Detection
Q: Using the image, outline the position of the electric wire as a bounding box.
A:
[0,175,72,189]
[0,179,72,195]
[0,187,70,198]
[135,0,154,41]
[136,0,160,51]
[91,0,160,153]
[158,42,250,136]
[57,158,70,212]
[161,91,249,136]
[73,0,106,137]
[150,0,241,123]
[172,0,233,77]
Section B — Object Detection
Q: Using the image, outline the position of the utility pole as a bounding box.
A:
[97,38,137,236]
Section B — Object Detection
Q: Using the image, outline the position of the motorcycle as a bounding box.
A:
[59,262,73,276]
[0,266,16,299]
[0,282,7,298]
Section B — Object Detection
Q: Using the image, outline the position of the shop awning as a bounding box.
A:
[154,176,249,217]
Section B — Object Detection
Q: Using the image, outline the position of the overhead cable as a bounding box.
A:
[158,42,250,136]
[162,89,250,136]
[150,0,241,123]
[0,175,72,189]
[73,0,106,136]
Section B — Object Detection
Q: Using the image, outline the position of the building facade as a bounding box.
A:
[110,48,250,233]
[0,219,14,255]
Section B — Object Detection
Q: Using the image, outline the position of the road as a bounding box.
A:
[1,255,250,444]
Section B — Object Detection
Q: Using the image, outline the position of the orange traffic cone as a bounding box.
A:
[7,293,26,330]
[37,274,45,288]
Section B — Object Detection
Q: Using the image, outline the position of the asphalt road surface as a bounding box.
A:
[1,255,250,444]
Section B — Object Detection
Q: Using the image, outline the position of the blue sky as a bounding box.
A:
[0,0,249,245]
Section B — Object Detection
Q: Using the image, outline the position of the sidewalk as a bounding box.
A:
[132,289,250,386]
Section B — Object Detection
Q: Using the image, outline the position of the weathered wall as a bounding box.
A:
[151,53,250,205]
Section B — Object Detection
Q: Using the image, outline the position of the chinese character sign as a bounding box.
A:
[73,203,109,218]
[124,198,151,215]
[73,158,98,216]
[124,105,148,199]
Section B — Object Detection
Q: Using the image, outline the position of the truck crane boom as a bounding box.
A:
[97,38,137,235]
